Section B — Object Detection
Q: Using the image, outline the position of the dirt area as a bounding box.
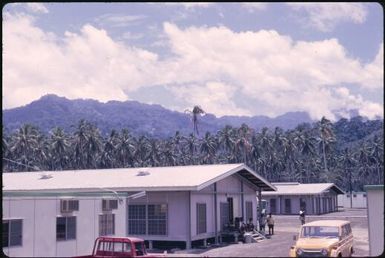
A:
[167,208,369,257]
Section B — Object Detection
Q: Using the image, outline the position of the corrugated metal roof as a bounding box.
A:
[3,163,276,193]
[262,182,344,195]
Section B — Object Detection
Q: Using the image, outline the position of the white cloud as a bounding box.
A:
[287,3,368,32]
[241,3,269,12]
[3,13,158,109]
[25,3,49,14]
[3,14,383,120]
[168,81,252,117]
[154,3,214,9]
[94,14,146,27]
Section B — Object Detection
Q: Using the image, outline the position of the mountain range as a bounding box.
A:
[3,94,315,138]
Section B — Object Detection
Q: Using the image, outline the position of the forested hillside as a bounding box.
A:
[2,115,383,192]
[3,94,313,138]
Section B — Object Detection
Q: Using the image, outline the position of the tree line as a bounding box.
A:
[2,117,383,191]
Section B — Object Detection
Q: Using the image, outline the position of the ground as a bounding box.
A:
[166,208,368,257]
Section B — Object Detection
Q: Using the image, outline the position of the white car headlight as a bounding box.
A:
[296,248,303,256]
[321,248,328,256]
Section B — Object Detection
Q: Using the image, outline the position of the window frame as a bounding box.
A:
[102,199,118,211]
[245,201,253,221]
[147,204,168,236]
[99,213,115,236]
[2,219,23,248]
[56,216,77,241]
[127,203,168,236]
[60,199,79,213]
[196,203,207,235]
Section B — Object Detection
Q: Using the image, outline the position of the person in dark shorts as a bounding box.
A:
[267,213,275,235]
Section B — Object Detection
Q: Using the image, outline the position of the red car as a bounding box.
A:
[75,236,165,258]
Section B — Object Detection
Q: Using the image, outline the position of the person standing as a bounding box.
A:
[299,209,306,225]
[267,213,275,235]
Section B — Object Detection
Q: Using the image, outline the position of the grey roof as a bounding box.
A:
[261,182,344,196]
[3,163,276,193]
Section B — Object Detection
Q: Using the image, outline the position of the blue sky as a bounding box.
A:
[3,2,383,120]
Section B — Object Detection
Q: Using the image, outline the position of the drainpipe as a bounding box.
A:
[241,181,244,220]
[214,183,218,244]
[187,191,192,249]
[257,188,262,222]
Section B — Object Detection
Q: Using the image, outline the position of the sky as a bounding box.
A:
[2,2,384,120]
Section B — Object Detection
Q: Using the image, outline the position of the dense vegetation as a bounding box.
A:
[2,116,383,192]
[3,94,312,138]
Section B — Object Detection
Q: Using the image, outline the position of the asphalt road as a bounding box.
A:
[167,208,369,257]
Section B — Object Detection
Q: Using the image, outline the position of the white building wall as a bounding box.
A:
[365,186,384,257]
[2,196,129,257]
[337,192,367,208]
[34,199,57,257]
[190,175,258,241]
[3,198,36,257]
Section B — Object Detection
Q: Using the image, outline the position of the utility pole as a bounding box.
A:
[349,167,353,208]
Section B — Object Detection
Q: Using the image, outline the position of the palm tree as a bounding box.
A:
[339,148,356,207]
[217,125,235,159]
[9,124,40,171]
[133,136,150,167]
[147,138,161,167]
[295,131,316,183]
[183,133,198,165]
[161,141,177,166]
[234,124,252,164]
[49,127,70,170]
[99,130,119,168]
[317,117,335,172]
[115,129,136,167]
[72,120,90,169]
[369,135,384,184]
[185,106,205,136]
[200,132,217,164]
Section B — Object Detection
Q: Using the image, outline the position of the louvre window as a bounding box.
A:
[102,199,118,211]
[56,216,76,241]
[99,214,115,236]
[60,199,79,213]
[245,201,253,221]
[196,203,207,234]
[2,219,22,247]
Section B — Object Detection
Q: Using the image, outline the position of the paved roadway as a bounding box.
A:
[167,208,369,257]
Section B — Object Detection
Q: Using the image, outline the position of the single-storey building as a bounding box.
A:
[2,163,276,257]
[337,191,367,209]
[261,182,344,215]
[364,185,384,257]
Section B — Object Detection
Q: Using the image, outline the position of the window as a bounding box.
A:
[56,216,76,241]
[353,194,357,198]
[102,199,118,211]
[284,199,291,214]
[270,199,276,214]
[220,202,230,230]
[363,194,367,198]
[99,214,115,236]
[128,205,146,235]
[245,201,253,221]
[60,199,79,213]
[196,203,207,234]
[128,204,168,236]
[148,204,167,235]
[2,219,22,247]
[300,198,307,210]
